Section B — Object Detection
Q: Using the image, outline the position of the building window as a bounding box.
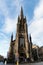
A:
[19,37,24,47]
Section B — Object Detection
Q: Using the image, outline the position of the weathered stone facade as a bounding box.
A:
[7,7,33,63]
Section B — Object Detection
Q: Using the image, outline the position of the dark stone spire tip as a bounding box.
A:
[20,6,24,19]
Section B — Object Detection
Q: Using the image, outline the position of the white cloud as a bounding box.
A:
[0,0,8,17]
[28,18,43,46]
[0,40,9,58]
[28,0,43,47]
[34,0,43,19]
[3,18,17,33]
[0,32,10,57]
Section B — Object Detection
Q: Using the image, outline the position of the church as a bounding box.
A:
[7,7,38,63]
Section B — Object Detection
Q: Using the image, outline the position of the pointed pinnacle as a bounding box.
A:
[20,6,24,19]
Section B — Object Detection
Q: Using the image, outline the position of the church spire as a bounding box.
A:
[11,33,13,42]
[20,6,24,19]
[29,34,32,43]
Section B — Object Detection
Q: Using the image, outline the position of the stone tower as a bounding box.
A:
[29,35,33,61]
[7,7,32,63]
[7,33,15,63]
[14,7,30,61]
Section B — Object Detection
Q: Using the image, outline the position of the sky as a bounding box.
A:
[0,0,43,57]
